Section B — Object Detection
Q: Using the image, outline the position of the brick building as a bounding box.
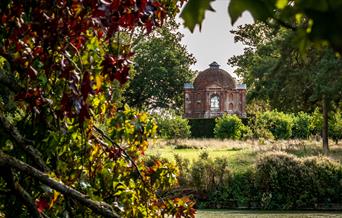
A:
[184,62,246,118]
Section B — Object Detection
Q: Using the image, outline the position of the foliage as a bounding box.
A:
[190,152,230,194]
[214,114,250,140]
[179,0,214,32]
[125,21,196,110]
[255,152,342,209]
[181,0,342,53]
[229,22,342,152]
[172,150,342,210]
[311,107,323,135]
[155,111,191,140]
[255,111,293,140]
[0,0,196,217]
[291,112,313,139]
[188,118,216,138]
[329,110,342,144]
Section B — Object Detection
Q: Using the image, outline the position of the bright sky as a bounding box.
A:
[177,0,253,77]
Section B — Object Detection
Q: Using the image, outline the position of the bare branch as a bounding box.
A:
[0,114,50,172]
[2,168,42,218]
[0,151,120,218]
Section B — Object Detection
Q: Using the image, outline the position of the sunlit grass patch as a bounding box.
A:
[147,138,342,172]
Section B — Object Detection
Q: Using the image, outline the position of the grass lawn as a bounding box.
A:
[196,210,342,218]
[146,138,342,172]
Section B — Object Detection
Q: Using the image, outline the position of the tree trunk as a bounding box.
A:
[322,97,329,154]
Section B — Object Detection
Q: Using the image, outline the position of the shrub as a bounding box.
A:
[156,114,191,140]
[311,107,323,135]
[255,152,342,209]
[226,170,256,206]
[329,111,342,144]
[214,114,250,140]
[190,152,230,192]
[292,112,313,139]
[173,151,342,210]
[255,111,293,140]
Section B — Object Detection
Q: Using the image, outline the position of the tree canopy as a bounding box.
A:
[0,0,195,217]
[228,22,342,153]
[124,21,196,111]
[181,0,342,53]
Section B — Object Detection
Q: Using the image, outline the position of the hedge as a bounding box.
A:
[188,118,215,138]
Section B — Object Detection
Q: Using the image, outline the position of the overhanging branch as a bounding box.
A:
[2,168,42,218]
[0,114,50,172]
[0,151,120,218]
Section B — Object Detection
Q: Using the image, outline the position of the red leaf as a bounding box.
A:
[110,0,121,11]
[36,199,49,213]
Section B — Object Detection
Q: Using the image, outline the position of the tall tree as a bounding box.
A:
[0,1,195,217]
[181,0,342,53]
[229,23,342,153]
[125,21,196,111]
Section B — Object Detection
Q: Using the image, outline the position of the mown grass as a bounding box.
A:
[146,138,342,172]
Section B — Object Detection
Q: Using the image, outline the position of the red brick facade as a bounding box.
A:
[184,62,246,118]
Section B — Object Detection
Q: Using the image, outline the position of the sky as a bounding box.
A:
[176,0,253,76]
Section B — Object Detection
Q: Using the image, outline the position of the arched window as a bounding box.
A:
[229,93,234,101]
[210,95,220,111]
[229,103,234,111]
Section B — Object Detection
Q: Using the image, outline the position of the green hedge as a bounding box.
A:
[174,152,342,209]
[188,118,215,138]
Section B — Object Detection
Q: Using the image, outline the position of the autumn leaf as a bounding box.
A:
[36,198,49,213]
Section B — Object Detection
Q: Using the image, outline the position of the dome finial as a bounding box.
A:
[209,61,220,69]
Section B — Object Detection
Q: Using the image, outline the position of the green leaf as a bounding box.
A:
[276,0,288,9]
[228,0,273,25]
[299,0,329,12]
[180,0,215,32]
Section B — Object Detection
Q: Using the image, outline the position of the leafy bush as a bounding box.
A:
[292,112,313,139]
[190,152,230,192]
[255,152,342,209]
[311,107,323,135]
[329,111,342,144]
[255,111,293,139]
[226,170,256,207]
[156,114,191,140]
[174,151,342,210]
[214,114,250,140]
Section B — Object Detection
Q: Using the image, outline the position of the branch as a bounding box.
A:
[269,17,297,31]
[0,114,50,172]
[0,151,120,218]
[2,168,42,218]
[92,126,144,182]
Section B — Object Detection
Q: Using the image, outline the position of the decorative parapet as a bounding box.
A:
[236,84,247,89]
[184,83,194,89]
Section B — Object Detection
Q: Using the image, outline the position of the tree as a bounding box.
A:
[0,1,195,217]
[125,21,196,111]
[228,23,342,153]
[181,0,342,54]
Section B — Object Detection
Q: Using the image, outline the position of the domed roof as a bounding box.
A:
[193,62,236,90]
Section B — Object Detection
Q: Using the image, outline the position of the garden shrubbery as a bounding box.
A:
[156,109,342,141]
[255,111,293,139]
[255,152,342,209]
[172,152,342,210]
[155,112,191,140]
[291,112,313,139]
[214,114,252,140]
[210,110,342,141]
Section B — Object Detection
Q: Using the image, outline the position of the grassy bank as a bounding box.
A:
[147,139,342,172]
